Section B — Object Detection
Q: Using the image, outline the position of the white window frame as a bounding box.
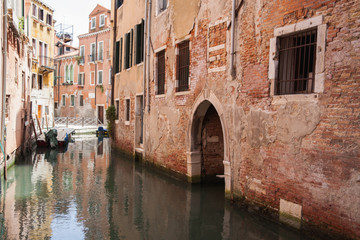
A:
[90,71,95,85]
[99,14,105,27]
[70,95,75,107]
[62,95,66,106]
[69,63,74,83]
[97,70,103,85]
[32,4,37,18]
[38,7,44,22]
[91,17,96,29]
[98,41,104,61]
[90,42,96,62]
[32,38,37,57]
[78,72,85,86]
[79,95,84,107]
[269,15,326,100]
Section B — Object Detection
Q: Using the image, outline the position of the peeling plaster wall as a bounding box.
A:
[112,0,360,238]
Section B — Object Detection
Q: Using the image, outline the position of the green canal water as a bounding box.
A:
[0,138,312,240]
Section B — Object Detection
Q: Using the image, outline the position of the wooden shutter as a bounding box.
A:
[130,29,133,68]
[115,41,120,73]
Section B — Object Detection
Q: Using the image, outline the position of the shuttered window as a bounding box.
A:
[135,19,145,64]
[124,31,133,69]
[115,41,120,73]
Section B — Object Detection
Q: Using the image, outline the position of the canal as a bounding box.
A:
[0,138,312,240]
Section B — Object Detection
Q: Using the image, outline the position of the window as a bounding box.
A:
[78,73,85,86]
[98,42,104,61]
[70,64,74,83]
[157,50,165,94]
[176,41,190,92]
[109,69,112,84]
[91,17,96,29]
[46,13,52,25]
[38,75,43,89]
[269,16,326,96]
[135,20,145,64]
[45,106,49,115]
[124,30,133,69]
[116,99,119,120]
[62,95,66,106]
[32,73,36,88]
[22,73,25,99]
[32,4,37,17]
[15,60,18,83]
[158,0,168,14]
[79,95,84,106]
[54,102,58,109]
[65,47,70,52]
[38,8,44,21]
[32,38,36,56]
[80,46,85,64]
[116,0,123,8]
[90,43,96,62]
[276,29,317,95]
[71,95,75,106]
[125,99,130,122]
[98,71,103,85]
[90,72,95,85]
[65,65,69,82]
[115,38,123,73]
[5,95,10,119]
[100,14,105,27]
[38,41,43,64]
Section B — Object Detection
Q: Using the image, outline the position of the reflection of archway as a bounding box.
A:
[187,92,231,191]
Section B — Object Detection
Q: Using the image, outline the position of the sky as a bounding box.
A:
[42,0,111,46]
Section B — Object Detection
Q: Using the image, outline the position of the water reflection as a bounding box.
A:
[0,138,311,240]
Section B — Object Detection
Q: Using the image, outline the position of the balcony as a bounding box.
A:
[38,56,55,74]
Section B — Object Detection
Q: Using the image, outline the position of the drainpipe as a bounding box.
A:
[111,0,117,106]
[142,0,148,159]
[146,0,151,113]
[1,0,7,180]
[95,34,98,122]
[230,0,236,78]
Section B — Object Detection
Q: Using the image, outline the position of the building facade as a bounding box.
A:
[29,0,55,129]
[0,0,33,170]
[111,0,360,239]
[76,4,112,124]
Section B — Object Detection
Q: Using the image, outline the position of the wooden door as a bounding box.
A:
[98,106,104,124]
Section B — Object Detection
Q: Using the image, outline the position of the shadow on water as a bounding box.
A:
[0,138,313,240]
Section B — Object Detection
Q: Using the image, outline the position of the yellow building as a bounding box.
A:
[29,0,55,128]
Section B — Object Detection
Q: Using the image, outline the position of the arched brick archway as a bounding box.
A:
[187,92,231,191]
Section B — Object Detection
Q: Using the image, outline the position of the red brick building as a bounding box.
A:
[54,4,112,124]
[111,0,360,238]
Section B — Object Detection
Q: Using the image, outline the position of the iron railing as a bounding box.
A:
[38,56,55,73]
[54,117,103,127]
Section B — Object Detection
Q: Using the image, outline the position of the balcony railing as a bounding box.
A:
[38,56,55,74]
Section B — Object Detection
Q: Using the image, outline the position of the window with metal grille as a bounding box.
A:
[176,41,190,92]
[276,28,317,95]
[125,99,130,122]
[157,50,165,94]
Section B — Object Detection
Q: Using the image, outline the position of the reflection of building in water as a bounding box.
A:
[1,151,54,239]
[52,138,111,238]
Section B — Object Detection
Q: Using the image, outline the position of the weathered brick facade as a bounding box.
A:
[111,0,360,238]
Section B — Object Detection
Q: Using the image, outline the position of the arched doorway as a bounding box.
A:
[201,105,224,182]
[188,100,225,184]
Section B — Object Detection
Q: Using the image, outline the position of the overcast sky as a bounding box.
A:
[42,0,111,46]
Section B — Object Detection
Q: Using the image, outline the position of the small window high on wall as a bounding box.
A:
[116,0,123,8]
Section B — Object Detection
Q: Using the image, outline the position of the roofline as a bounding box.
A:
[32,0,55,12]
[78,28,110,39]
